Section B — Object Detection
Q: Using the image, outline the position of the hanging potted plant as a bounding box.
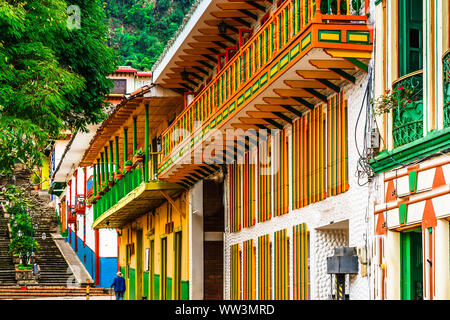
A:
[133,148,144,164]
[108,177,115,187]
[115,169,124,181]
[124,160,133,172]
[370,86,413,116]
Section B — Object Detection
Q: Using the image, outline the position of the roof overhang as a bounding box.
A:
[51,123,101,182]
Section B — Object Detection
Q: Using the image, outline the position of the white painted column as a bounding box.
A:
[385,230,400,299]
[434,219,450,299]
[189,180,204,299]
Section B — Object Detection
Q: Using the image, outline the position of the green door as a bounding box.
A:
[398,0,423,76]
[400,228,423,300]
[136,230,143,300]
[161,237,167,300]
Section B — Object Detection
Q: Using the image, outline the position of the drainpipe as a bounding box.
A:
[74,170,78,253]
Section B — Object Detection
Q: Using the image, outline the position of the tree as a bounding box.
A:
[0,0,117,175]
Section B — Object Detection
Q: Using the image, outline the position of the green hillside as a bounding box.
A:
[104,0,196,71]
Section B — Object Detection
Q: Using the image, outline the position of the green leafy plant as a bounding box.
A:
[124,160,132,166]
[371,86,414,116]
[134,148,144,156]
[30,172,40,185]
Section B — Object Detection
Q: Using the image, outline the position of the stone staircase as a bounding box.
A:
[0,286,112,299]
[0,213,16,286]
[30,190,74,286]
[0,165,77,290]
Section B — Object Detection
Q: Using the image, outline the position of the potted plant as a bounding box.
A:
[108,178,115,187]
[115,169,124,181]
[124,160,133,172]
[30,173,40,191]
[371,86,413,116]
[102,181,109,193]
[133,148,144,164]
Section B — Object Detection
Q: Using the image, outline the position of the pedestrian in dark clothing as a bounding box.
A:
[111,272,126,300]
[32,263,40,280]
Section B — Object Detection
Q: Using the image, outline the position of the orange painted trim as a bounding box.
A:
[384,160,450,182]
[374,188,450,215]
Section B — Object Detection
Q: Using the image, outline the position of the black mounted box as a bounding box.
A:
[327,247,359,274]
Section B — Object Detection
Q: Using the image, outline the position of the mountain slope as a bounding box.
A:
[105,0,196,71]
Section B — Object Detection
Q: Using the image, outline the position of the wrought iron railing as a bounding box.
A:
[392,70,424,148]
[443,50,450,127]
[159,0,369,167]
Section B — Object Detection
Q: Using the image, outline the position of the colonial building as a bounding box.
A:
[152,0,374,300]
[369,0,450,300]
[48,67,152,288]
[78,82,189,299]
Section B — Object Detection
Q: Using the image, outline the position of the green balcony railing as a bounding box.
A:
[93,166,143,221]
[443,50,450,127]
[392,70,424,148]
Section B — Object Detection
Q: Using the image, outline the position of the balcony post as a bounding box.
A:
[100,152,104,185]
[115,136,120,201]
[104,146,109,183]
[133,116,137,154]
[314,0,322,21]
[109,140,114,179]
[145,104,149,182]
[93,163,97,196]
[124,128,128,166]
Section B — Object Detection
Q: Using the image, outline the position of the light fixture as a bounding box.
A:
[218,20,227,34]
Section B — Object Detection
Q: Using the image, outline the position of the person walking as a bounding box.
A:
[110,271,126,300]
[32,262,40,281]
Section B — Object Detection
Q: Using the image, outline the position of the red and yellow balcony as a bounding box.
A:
[157,0,373,183]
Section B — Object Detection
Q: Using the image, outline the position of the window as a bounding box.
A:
[398,0,423,76]
[111,79,127,94]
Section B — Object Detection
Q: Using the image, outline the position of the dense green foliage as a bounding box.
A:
[0,185,40,261]
[0,0,117,174]
[105,0,196,71]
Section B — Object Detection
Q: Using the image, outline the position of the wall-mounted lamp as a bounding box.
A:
[181,69,190,82]
[218,20,227,34]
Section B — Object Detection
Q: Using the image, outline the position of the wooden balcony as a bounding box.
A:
[92,160,183,229]
[157,0,373,183]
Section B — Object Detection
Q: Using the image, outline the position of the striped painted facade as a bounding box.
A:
[258,138,272,222]
[242,239,256,300]
[243,151,256,228]
[273,129,289,217]
[257,234,272,300]
[293,223,309,300]
[274,229,289,300]
[229,162,241,232]
[292,92,348,209]
[230,243,241,300]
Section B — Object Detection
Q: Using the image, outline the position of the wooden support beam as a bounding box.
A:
[329,68,356,83]
[296,70,341,80]
[273,88,315,98]
[302,88,328,103]
[279,105,303,118]
[315,79,341,93]
[309,59,356,70]
[284,79,327,89]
